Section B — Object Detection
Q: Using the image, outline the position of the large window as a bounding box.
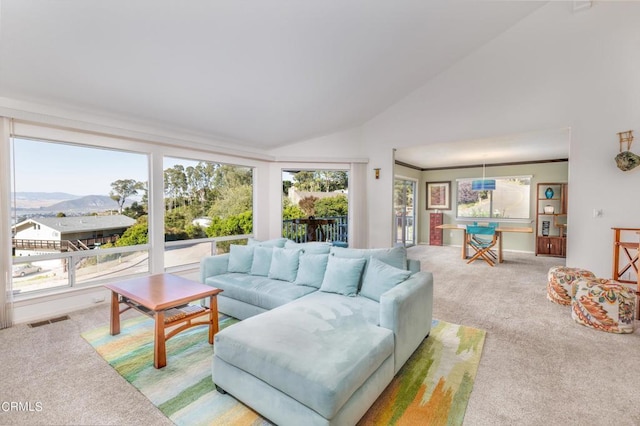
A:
[282,169,348,244]
[163,157,253,267]
[456,176,531,220]
[10,138,149,294]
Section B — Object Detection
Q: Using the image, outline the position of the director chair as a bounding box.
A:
[466,225,498,266]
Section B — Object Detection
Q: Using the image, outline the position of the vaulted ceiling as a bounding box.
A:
[0,1,545,149]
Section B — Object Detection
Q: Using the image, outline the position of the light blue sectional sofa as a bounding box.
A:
[200,238,434,426]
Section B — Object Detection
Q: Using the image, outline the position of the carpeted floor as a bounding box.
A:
[81,314,484,426]
[1,245,639,425]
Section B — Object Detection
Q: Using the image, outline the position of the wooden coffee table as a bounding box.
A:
[104,273,222,369]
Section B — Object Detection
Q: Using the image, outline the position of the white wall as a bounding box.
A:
[360,2,640,276]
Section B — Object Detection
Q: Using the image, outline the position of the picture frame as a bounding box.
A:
[426,181,451,210]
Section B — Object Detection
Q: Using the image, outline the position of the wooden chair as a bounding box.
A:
[466,225,498,266]
[473,222,498,260]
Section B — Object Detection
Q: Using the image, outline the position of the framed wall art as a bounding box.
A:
[426,181,451,210]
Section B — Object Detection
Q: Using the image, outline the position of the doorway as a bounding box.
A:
[394,178,416,247]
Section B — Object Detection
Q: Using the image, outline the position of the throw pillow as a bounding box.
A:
[284,240,332,254]
[247,237,287,248]
[268,247,302,282]
[228,245,254,273]
[330,246,407,270]
[360,257,411,302]
[319,256,366,297]
[294,253,329,288]
[250,246,274,276]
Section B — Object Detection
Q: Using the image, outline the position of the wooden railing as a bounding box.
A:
[12,235,120,252]
[282,216,348,243]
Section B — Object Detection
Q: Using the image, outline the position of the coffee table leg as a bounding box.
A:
[154,311,167,369]
[209,295,218,344]
[110,291,120,335]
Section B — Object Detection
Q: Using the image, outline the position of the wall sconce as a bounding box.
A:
[374,168,380,179]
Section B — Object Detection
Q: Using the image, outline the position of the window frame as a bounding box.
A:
[455,175,532,221]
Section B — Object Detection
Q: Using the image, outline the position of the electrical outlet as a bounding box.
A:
[92,296,105,303]
[593,209,603,218]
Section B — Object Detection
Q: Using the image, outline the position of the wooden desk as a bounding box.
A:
[435,224,533,263]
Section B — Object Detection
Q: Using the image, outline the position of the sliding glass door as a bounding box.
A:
[394,178,416,247]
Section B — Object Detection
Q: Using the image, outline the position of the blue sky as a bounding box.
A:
[12,138,148,196]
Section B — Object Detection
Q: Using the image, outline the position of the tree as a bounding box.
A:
[299,196,318,217]
[115,216,148,246]
[282,197,304,219]
[209,184,252,218]
[314,195,348,217]
[110,179,144,214]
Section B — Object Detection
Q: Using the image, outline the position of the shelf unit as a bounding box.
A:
[535,183,567,257]
[429,213,443,246]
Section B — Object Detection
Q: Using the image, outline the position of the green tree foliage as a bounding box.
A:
[314,195,348,217]
[115,216,148,246]
[206,211,253,237]
[110,179,145,214]
[292,170,347,192]
[282,198,304,219]
[122,201,146,219]
[209,184,252,218]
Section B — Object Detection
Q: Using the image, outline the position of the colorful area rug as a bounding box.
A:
[82,316,485,426]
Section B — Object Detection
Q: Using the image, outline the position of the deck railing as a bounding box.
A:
[282,216,348,243]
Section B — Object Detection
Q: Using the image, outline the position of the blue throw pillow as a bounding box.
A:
[319,256,366,297]
[250,246,274,276]
[294,253,329,288]
[268,248,302,282]
[228,245,254,273]
[360,257,411,302]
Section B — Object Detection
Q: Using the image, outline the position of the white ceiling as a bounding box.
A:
[0,1,545,149]
[395,128,571,169]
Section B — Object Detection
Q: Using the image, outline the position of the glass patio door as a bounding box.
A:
[394,178,416,247]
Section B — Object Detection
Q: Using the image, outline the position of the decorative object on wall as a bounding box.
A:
[374,168,380,179]
[615,130,640,171]
[471,162,496,191]
[545,187,554,199]
[426,181,451,210]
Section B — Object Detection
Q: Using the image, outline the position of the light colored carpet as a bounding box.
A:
[81,314,484,426]
[1,245,638,425]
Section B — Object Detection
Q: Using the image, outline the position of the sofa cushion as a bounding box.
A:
[284,240,332,254]
[319,256,366,296]
[330,246,407,270]
[228,245,254,273]
[294,253,329,288]
[213,292,393,419]
[205,273,316,311]
[360,257,412,302]
[248,237,288,248]
[250,246,273,276]
[268,247,302,282]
